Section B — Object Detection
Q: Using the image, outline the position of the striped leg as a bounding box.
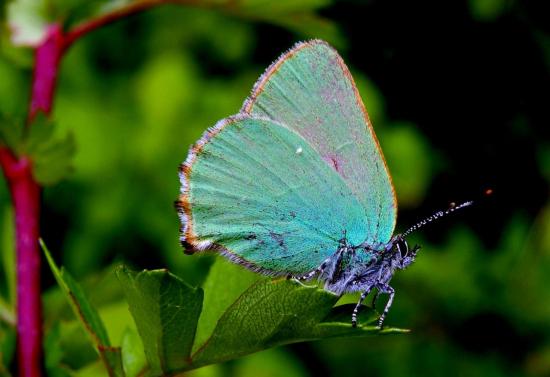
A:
[291,277,318,288]
[377,285,395,328]
[293,244,346,284]
[289,259,329,287]
[293,268,319,281]
[351,287,373,328]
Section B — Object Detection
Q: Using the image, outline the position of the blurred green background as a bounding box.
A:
[1,0,549,376]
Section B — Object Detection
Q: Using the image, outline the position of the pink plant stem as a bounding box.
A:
[3,3,193,375]
[0,149,41,377]
[29,25,65,122]
[0,24,64,377]
[63,0,195,48]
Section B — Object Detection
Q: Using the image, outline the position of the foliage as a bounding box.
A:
[43,240,124,376]
[43,240,402,375]
[0,115,75,185]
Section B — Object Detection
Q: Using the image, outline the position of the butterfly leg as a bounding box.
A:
[292,260,327,281]
[377,285,395,328]
[291,277,318,288]
[297,244,346,283]
[351,286,373,328]
[289,259,330,287]
[292,269,317,281]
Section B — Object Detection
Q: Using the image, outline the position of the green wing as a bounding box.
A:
[243,40,396,244]
[178,116,369,275]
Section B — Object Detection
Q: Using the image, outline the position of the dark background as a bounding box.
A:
[1,0,549,375]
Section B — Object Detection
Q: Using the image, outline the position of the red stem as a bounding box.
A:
[4,2,198,375]
[0,149,41,377]
[29,25,64,122]
[63,0,198,49]
[1,23,65,377]
[65,0,167,48]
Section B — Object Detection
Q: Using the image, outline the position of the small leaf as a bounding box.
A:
[191,279,393,368]
[22,114,55,154]
[0,114,75,185]
[116,267,203,376]
[31,132,76,185]
[0,116,24,153]
[42,240,125,377]
[25,115,76,185]
[115,258,407,374]
[192,257,261,354]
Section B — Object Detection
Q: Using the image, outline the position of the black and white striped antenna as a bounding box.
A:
[401,188,493,238]
[401,200,474,238]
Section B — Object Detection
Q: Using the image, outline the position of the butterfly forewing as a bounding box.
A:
[179,116,370,275]
[243,40,396,244]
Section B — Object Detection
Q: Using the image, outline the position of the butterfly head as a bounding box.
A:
[385,198,479,270]
[386,235,420,270]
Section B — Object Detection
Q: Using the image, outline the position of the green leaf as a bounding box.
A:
[117,258,406,374]
[0,116,24,152]
[42,240,125,377]
[192,257,261,354]
[0,114,75,185]
[191,278,401,368]
[116,267,204,376]
[25,115,76,185]
[30,131,76,185]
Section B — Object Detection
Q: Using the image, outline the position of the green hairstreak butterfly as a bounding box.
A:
[177,40,473,327]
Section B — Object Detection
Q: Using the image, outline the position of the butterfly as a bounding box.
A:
[177,40,473,327]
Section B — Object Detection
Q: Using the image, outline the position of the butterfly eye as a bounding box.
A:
[395,239,409,258]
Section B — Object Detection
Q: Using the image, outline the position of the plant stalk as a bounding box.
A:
[0,149,41,377]
[29,24,64,122]
[0,23,65,377]
[3,3,194,375]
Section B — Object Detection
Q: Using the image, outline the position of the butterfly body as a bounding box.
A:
[178,40,418,327]
[292,233,419,326]
[316,240,402,294]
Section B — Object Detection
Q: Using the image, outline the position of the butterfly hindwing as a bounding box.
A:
[243,40,397,245]
[178,116,370,275]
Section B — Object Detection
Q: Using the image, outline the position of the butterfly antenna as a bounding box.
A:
[401,200,474,238]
